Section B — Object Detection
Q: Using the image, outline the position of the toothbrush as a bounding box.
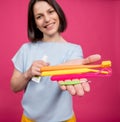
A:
[41,60,111,72]
[41,68,109,77]
[51,68,112,81]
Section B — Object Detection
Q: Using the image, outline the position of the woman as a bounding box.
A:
[11,0,101,122]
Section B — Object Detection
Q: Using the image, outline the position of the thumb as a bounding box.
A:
[81,54,101,65]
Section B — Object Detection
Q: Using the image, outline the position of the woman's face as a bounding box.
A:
[33,1,60,39]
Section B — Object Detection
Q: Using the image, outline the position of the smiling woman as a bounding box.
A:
[10,0,101,122]
[6,0,120,122]
[0,0,119,121]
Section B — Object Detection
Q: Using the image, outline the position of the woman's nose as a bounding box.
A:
[44,14,50,23]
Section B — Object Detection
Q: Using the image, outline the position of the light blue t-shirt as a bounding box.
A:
[12,41,83,122]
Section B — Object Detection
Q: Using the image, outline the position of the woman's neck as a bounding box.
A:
[42,33,66,42]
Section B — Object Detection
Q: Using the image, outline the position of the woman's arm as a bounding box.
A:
[10,69,31,92]
[11,60,49,93]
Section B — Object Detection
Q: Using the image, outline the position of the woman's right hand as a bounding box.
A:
[26,60,49,79]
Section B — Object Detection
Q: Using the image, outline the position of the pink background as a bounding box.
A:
[0,0,120,122]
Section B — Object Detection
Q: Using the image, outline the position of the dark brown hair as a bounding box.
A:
[28,0,67,42]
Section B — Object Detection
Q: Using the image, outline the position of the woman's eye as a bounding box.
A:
[37,16,41,19]
[36,15,42,19]
[49,10,55,14]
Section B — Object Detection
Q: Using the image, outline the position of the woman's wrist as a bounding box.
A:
[23,71,31,82]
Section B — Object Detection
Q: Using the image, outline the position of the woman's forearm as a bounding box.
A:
[11,69,31,93]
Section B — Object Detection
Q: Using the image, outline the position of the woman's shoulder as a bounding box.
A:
[63,42,82,49]
[20,41,39,49]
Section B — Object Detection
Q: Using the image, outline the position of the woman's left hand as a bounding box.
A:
[58,54,101,96]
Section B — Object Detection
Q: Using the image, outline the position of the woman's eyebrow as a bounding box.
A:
[35,8,55,17]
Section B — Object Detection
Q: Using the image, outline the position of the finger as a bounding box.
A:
[66,85,76,95]
[74,84,84,96]
[80,78,90,92]
[31,67,40,76]
[35,60,49,67]
[79,78,88,83]
[81,54,101,65]
[40,61,50,66]
[60,54,101,66]
[58,81,67,90]
[81,82,90,92]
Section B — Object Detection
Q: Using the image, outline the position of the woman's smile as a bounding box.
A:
[44,22,55,30]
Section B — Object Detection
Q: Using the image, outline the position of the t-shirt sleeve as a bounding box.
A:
[65,45,83,61]
[12,44,26,73]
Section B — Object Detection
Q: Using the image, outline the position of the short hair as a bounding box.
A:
[28,0,67,42]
